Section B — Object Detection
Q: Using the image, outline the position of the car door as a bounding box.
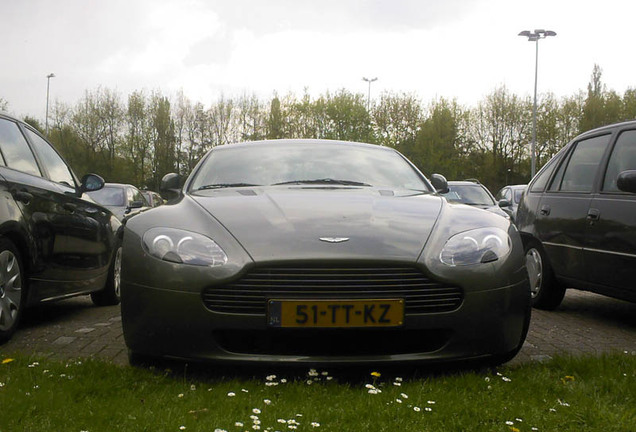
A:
[0,118,112,301]
[533,133,612,283]
[584,128,636,300]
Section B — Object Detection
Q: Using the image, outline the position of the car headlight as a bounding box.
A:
[439,227,511,266]
[142,227,228,266]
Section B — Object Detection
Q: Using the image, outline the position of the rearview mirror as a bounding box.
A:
[160,173,182,201]
[617,170,636,193]
[498,199,511,208]
[79,174,105,194]
[430,174,449,194]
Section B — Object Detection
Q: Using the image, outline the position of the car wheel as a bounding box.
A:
[0,238,25,344]
[524,240,565,310]
[91,242,122,306]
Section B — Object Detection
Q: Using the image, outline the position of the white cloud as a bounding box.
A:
[1,0,636,119]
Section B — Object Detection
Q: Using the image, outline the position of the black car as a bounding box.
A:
[87,183,150,221]
[121,139,530,366]
[442,180,510,219]
[0,113,122,343]
[517,121,636,309]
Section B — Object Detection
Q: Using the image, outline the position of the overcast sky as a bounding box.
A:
[2,0,634,120]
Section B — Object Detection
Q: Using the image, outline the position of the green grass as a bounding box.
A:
[0,352,634,432]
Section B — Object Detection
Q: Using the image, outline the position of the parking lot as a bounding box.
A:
[1,289,634,367]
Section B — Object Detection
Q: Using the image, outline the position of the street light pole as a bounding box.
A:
[362,77,378,112]
[45,73,55,135]
[518,29,556,178]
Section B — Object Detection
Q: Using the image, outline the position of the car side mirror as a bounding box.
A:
[128,200,144,210]
[430,174,449,194]
[79,174,105,194]
[160,173,182,201]
[617,170,636,193]
[498,199,511,208]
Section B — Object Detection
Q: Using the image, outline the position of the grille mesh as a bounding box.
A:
[202,266,463,314]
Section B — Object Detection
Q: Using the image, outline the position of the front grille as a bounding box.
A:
[202,265,463,314]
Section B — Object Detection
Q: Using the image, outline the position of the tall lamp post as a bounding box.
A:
[518,29,556,178]
[45,73,55,135]
[362,77,377,112]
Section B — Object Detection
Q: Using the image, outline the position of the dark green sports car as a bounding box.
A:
[121,139,530,366]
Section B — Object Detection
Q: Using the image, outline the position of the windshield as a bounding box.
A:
[189,142,430,191]
[442,184,495,206]
[88,186,125,206]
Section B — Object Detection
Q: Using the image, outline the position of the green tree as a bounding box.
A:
[407,98,463,179]
[372,92,422,151]
[148,93,176,189]
[267,96,284,139]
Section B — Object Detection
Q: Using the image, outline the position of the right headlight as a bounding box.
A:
[439,227,511,266]
[142,227,228,267]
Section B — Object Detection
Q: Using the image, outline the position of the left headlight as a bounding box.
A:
[142,227,228,267]
[439,227,511,266]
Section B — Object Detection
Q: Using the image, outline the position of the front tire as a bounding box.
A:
[0,238,25,344]
[91,242,122,306]
[524,240,565,310]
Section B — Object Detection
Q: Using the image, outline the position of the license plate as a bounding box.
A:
[268,299,404,328]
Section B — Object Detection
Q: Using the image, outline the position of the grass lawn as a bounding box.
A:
[0,352,634,431]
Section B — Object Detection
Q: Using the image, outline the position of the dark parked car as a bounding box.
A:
[0,113,122,343]
[141,190,164,208]
[496,184,527,221]
[442,180,510,219]
[517,121,636,309]
[87,183,150,221]
[121,139,530,366]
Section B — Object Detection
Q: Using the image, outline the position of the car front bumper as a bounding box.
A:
[121,277,530,365]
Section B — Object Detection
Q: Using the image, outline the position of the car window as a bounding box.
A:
[513,188,524,203]
[0,118,42,177]
[89,186,125,206]
[190,143,429,191]
[130,187,147,205]
[23,128,76,188]
[603,129,636,192]
[550,134,610,192]
[500,188,511,201]
[529,154,560,192]
[443,184,495,205]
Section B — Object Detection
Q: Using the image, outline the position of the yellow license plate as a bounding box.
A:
[268,299,404,328]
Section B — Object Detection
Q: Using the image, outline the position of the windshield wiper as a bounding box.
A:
[195,183,261,190]
[273,178,372,187]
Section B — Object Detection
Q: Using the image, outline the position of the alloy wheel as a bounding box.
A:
[0,250,22,332]
[525,247,543,298]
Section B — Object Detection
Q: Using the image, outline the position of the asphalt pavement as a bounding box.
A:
[1,290,634,367]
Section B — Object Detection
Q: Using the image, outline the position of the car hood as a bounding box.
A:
[191,187,443,262]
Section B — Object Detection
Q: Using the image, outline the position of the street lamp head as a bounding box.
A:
[519,29,557,41]
[362,77,378,83]
[47,73,55,79]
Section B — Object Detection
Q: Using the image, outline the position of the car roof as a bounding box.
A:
[577,120,636,138]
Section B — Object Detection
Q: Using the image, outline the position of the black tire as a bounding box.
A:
[0,238,25,344]
[91,242,122,306]
[524,240,566,310]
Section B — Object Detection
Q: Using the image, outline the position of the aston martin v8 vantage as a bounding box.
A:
[121,139,531,366]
